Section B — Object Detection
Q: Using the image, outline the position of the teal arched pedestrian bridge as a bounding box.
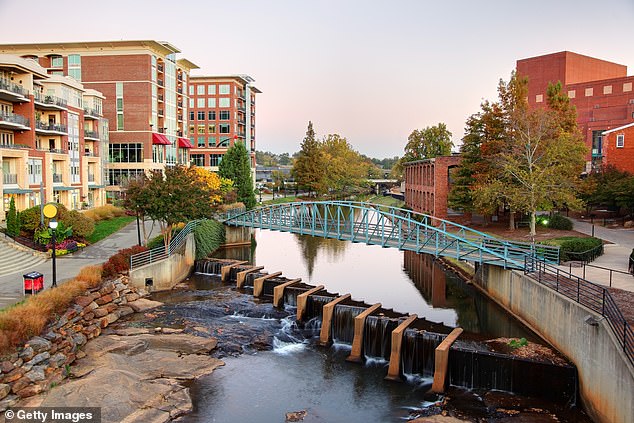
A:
[223,201,559,270]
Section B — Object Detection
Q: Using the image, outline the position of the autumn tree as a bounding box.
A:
[321,134,369,198]
[292,121,326,196]
[191,166,233,206]
[219,142,256,209]
[393,123,453,179]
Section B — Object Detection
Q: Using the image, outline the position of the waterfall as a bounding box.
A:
[305,295,334,320]
[283,287,306,307]
[400,329,445,377]
[244,272,266,288]
[363,315,399,362]
[194,259,225,275]
[331,305,366,344]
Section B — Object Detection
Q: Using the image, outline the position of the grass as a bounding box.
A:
[359,194,405,208]
[86,215,135,244]
[262,195,300,205]
[0,265,103,355]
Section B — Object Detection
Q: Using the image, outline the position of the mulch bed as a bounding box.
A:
[607,287,634,326]
[485,337,569,366]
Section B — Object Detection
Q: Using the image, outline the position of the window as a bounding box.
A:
[219,110,230,120]
[208,137,217,147]
[585,87,593,97]
[617,134,624,148]
[189,111,195,121]
[207,84,216,95]
[28,158,42,185]
[207,98,216,108]
[219,98,230,108]
[535,94,543,103]
[208,124,216,134]
[51,56,63,68]
[191,154,205,166]
[209,154,222,167]
[218,136,231,147]
[219,84,230,95]
[152,145,164,163]
[197,98,205,108]
[68,69,81,81]
[189,98,194,108]
[208,111,216,120]
[198,124,206,134]
[219,124,230,134]
[189,86,194,95]
[197,111,205,120]
[568,90,576,99]
[197,136,205,147]
[116,82,124,130]
[197,85,205,95]
[108,169,143,186]
[109,143,143,163]
[189,124,195,133]
[68,54,81,81]
[604,85,613,95]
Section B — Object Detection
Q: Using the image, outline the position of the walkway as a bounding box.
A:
[561,219,634,292]
[0,220,157,310]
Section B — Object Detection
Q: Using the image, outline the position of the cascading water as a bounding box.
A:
[195,260,224,275]
[331,304,366,344]
[282,286,307,307]
[305,294,335,320]
[400,329,445,377]
[363,315,399,362]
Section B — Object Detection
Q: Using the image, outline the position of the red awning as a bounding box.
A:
[152,133,171,145]
[178,137,193,148]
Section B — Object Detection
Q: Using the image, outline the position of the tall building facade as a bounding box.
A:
[517,51,634,173]
[0,54,107,218]
[187,75,259,172]
[0,41,199,201]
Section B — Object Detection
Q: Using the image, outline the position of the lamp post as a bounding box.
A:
[49,219,58,288]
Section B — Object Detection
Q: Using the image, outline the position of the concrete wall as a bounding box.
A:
[129,233,195,291]
[475,264,634,423]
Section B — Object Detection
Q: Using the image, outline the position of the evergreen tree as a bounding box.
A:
[6,196,20,237]
[292,121,326,196]
[219,142,256,209]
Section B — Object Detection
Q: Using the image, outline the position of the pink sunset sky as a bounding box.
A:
[0,0,633,158]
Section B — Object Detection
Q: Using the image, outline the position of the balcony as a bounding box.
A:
[83,106,101,119]
[158,79,164,87]
[0,143,30,150]
[84,150,97,157]
[34,92,68,110]
[0,112,30,131]
[177,74,183,81]
[158,64,164,73]
[3,173,17,185]
[178,115,183,122]
[238,105,246,112]
[0,79,29,102]
[158,94,164,102]
[158,109,164,117]
[237,91,245,100]
[52,173,63,183]
[177,88,183,94]
[35,121,67,135]
[84,129,99,140]
[177,101,183,108]
[49,148,68,155]
[87,173,95,182]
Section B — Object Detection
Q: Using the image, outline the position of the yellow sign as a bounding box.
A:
[43,203,58,219]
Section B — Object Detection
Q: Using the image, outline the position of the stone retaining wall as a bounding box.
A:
[0,277,150,408]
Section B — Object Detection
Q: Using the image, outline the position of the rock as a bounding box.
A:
[128,298,163,313]
[25,366,47,382]
[0,394,18,412]
[160,328,183,334]
[26,352,50,367]
[27,336,52,354]
[76,351,87,359]
[72,333,87,347]
[193,326,211,335]
[16,384,42,398]
[49,353,67,368]
[18,347,34,361]
[111,328,151,336]
[1,368,24,384]
[82,312,95,321]
[43,331,60,342]
[117,306,134,317]
[111,290,120,299]
[100,282,116,295]
[625,220,634,229]
[286,410,307,422]
[95,294,113,305]
[11,377,30,393]
[94,308,108,318]
[75,295,94,307]
[0,384,9,400]
[105,313,119,325]
[0,361,14,374]
[125,293,140,302]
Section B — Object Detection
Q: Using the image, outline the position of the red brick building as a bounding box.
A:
[517,51,634,173]
[602,123,634,173]
[403,156,461,220]
[188,75,259,173]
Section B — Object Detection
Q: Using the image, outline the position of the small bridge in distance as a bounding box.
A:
[222,201,559,270]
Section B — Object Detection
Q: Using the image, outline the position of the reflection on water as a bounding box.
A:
[220,229,535,340]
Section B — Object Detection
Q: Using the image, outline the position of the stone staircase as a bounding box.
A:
[0,237,46,277]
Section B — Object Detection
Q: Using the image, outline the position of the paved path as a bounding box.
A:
[0,220,157,310]
[560,219,634,292]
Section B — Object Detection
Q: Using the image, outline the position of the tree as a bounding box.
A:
[219,142,256,209]
[6,197,20,237]
[321,134,369,198]
[271,170,286,195]
[125,166,214,251]
[292,121,326,196]
[191,166,229,206]
[393,123,453,179]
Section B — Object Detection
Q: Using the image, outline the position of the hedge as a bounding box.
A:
[194,220,225,259]
[541,236,603,262]
[547,214,573,231]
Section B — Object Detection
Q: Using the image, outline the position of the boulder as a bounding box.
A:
[128,298,163,313]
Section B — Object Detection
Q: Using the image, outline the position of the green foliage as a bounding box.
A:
[6,197,20,237]
[62,210,94,239]
[579,166,634,215]
[19,206,41,233]
[85,216,135,244]
[508,338,528,349]
[292,121,327,196]
[219,142,256,209]
[321,134,371,198]
[393,123,453,180]
[541,236,603,262]
[34,221,72,245]
[546,214,573,230]
[194,220,226,259]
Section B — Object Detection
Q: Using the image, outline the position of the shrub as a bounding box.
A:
[147,234,165,250]
[6,197,20,237]
[541,236,603,262]
[194,219,226,259]
[19,206,41,233]
[83,205,125,222]
[65,210,95,239]
[101,245,147,279]
[547,214,573,231]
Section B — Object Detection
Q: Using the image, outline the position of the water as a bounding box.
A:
[149,229,591,422]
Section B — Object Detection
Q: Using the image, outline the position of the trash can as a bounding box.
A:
[23,272,44,295]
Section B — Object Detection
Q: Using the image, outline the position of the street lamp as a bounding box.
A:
[49,219,58,288]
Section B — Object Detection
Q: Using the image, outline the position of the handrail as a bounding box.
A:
[129,220,202,269]
[525,256,633,366]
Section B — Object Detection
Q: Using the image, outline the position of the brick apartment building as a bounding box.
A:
[0,40,200,201]
[403,156,461,220]
[187,75,259,172]
[517,51,634,173]
[0,54,107,218]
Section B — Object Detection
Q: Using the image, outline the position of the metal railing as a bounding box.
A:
[84,130,99,139]
[0,79,28,97]
[2,173,17,184]
[83,106,100,117]
[525,256,634,365]
[52,174,63,183]
[36,121,67,133]
[0,112,30,127]
[0,143,29,150]
[566,261,633,287]
[129,220,202,269]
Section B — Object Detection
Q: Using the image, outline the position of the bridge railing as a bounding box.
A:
[525,256,634,366]
[129,220,202,270]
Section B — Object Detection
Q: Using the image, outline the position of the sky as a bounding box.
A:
[0,0,633,158]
